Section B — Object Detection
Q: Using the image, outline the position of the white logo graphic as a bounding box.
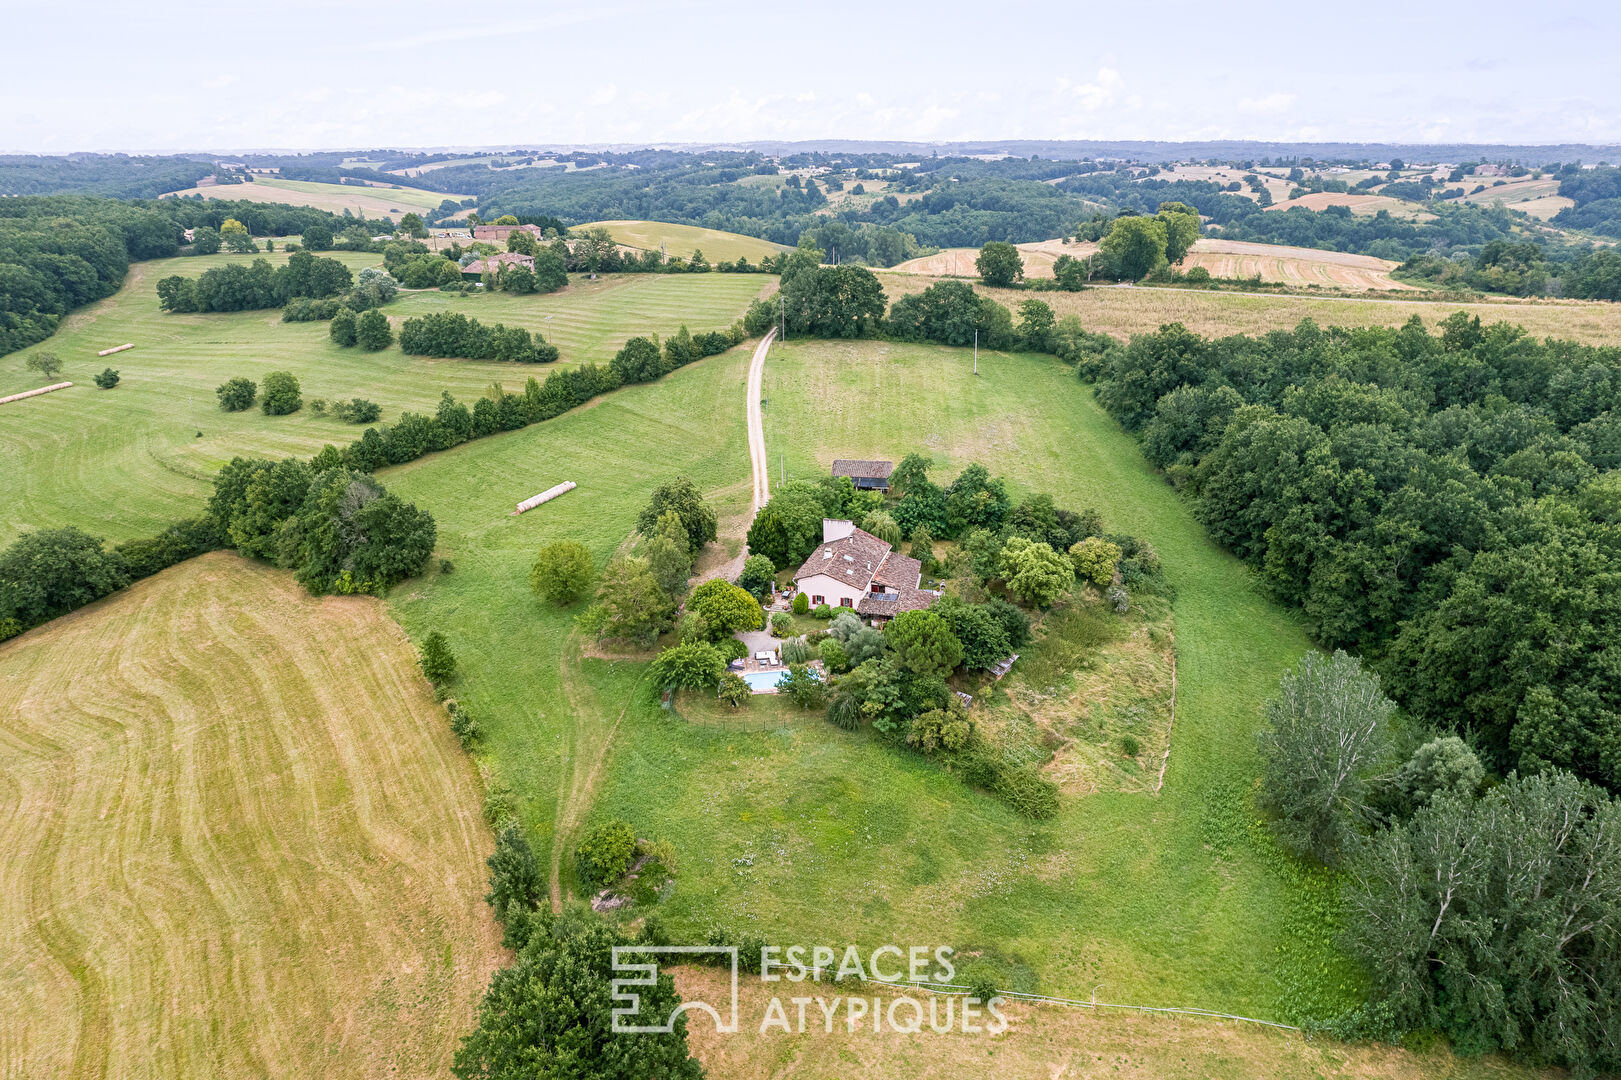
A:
[611,945,740,1034]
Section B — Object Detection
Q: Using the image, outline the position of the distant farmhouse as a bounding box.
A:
[461,252,535,279]
[472,223,546,242]
[792,518,938,625]
[832,458,894,492]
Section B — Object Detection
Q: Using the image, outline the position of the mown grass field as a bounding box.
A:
[0,553,502,1079]
[162,176,466,220]
[0,251,768,543]
[376,333,1353,1024]
[575,220,791,263]
[875,270,1621,344]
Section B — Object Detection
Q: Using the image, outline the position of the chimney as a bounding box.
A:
[823,518,855,543]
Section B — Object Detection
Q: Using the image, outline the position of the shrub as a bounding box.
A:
[485,824,543,914]
[778,664,825,709]
[792,591,809,615]
[93,367,120,389]
[575,819,636,886]
[780,636,812,664]
[419,630,458,684]
[649,641,725,691]
[717,672,751,707]
[329,307,358,345]
[1070,536,1122,586]
[529,540,594,605]
[355,308,393,351]
[1184,266,1211,284]
[332,398,381,424]
[216,377,256,411]
[439,558,454,574]
[1121,734,1140,757]
[818,638,849,672]
[738,553,776,598]
[260,371,301,415]
[770,611,793,636]
[446,699,479,746]
[812,603,832,619]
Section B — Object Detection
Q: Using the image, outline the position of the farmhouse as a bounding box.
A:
[831,458,894,491]
[461,251,535,278]
[472,223,545,242]
[792,518,938,624]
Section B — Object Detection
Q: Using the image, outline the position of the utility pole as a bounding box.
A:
[780,452,784,488]
[974,329,979,375]
[779,293,786,342]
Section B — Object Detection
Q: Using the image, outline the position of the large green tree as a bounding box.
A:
[529,541,594,605]
[1100,214,1168,280]
[975,241,1024,287]
[882,609,963,678]
[636,476,717,557]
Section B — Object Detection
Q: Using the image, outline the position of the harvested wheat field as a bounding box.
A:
[1265,192,1433,219]
[890,239,1096,278]
[0,553,502,1079]
[675,968,1545,1080]
[1454,177,1573,220]
[874,271,1621,345]
[1182,238,1414,290]
[161,176,467,221]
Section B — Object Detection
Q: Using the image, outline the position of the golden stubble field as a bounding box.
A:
[873,270,1621,344]
[0,553,503,1079]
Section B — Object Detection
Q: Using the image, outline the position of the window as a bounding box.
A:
[812,595,824,605]
[840,597,853,607]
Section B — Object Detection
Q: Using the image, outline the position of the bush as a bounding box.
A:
[93,367,120,389]
[717,672,751,707]
[328,307,358,345]
[780,636,812,664]
[331,398,381,424]
[1184,266,1211,284]
[818,638,849,673]
[260,371,301,415]
[419,630,458,684]
[778,664,826,709]
[355,308,392,351]
[282,296,341,322]
[813,603,833,619]
[792,591,809,615]
[770,611,793,636]
[738,553,776,598]
[529,540,594,605]
[575,819,636,886]
[649,641,725,691]
[1121,734,1140,756]
[446,699,479,746]
[216,377,256,411]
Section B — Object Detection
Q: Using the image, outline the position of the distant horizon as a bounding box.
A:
[4,1,1617,152]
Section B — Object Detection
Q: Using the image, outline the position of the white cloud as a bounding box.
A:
[1237,93,1295,114]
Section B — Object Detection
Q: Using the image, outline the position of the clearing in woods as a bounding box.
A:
[1263,191,1435,219]
[1180,239,1414,291]
[161,176,469,221]
[573,220,791,264]
[0,552,503,1079]
[1452,176,1574,219]
[0,251,769,544]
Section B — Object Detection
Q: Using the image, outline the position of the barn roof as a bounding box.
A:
[831,459,894,480]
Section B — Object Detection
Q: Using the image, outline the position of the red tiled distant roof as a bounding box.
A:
[831,459,894,480]
[472,223,545,240]
[857,585,939,617]
[872,552,921,591]
[462,251,535,275]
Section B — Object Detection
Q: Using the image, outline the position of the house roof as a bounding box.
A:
[462,252,535,275]
[872,551,922,590]
[831,459,894,480]
[857,585,939,618]
[793,527,892,591]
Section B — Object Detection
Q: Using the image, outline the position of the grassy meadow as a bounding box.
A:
[0,553,502,1079]
[575,219,791,263]
[0,251,768,543]
[374,334,1357,1024]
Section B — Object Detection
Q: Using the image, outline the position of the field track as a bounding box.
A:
[0,553,502,1079]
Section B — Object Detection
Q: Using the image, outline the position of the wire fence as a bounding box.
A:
[866,977,1303,1032]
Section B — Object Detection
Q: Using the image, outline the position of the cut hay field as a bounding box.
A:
[1264,191,1434,219]
[574,220,791,263]
[0,552,502,1079]
[162,177,467,221]
[889,239,1094,278]
[675,968,1544,1080]
[874,270,1621,344]
[1182,238,1413,291]
[0,251,769,544]
[1452,177,1573,219]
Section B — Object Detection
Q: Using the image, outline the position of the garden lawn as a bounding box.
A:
[0,250,767,544]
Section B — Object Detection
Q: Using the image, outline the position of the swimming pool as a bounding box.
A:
[739,668,823,692]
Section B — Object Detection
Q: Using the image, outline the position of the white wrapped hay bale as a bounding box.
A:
[515,481,576,514]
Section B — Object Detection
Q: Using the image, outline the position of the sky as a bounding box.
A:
[4,0,1619,152]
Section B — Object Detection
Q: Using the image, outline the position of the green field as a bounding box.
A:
[576,219,791,263]
[0,252,769,542]
[374,335,1355,1021]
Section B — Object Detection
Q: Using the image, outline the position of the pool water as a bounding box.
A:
[739,668,822,692]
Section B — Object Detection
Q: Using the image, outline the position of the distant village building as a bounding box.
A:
[461,252,535,278]
[792,519,938,625]
[1475,164,1509,177]
[831,459,894,491]
[472,223,546,242]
